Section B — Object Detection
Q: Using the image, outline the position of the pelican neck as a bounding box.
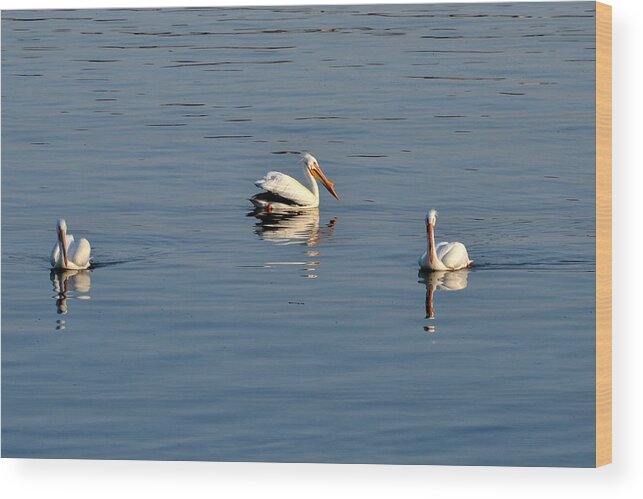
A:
[304,166,319,200]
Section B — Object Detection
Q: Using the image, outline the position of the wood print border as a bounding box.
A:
[596,1,612,468]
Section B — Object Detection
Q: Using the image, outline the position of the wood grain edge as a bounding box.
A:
[596,1,612,468]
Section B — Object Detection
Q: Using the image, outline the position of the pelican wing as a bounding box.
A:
[69,237,91,268]
[255,171,317,207]
[435,242,451,260]
[438,242,471,270]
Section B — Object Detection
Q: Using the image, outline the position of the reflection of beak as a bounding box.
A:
[426,284,435,319]
[58,227,68,268]
[312,166,340,201]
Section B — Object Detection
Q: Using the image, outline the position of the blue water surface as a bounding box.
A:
[2,2,596,466]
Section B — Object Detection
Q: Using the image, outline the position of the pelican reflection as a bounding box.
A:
[249,208,336,246]
[50,269,91,327]
[419,269,470,332]
[248,208,337,278]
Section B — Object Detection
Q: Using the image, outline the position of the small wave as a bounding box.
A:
[161,103,205,107]
[89,260,129,269]
[294,116,347,120]
[146,123,188,127]
[407,75,506,81]
[163,60,292,68]
[472,261,595,271]
[204,135,252,139]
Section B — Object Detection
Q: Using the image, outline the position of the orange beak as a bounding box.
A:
[311,165,340,201]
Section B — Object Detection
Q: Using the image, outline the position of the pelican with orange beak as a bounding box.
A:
[419,210,473,271]
[50,218,91,270]
[250,152,340,211]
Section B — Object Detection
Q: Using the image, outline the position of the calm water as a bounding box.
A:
[2,3,596,466]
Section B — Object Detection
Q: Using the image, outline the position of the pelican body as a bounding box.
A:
[251,153,339,211]
[419,210,473,271]
[50,218,91,270]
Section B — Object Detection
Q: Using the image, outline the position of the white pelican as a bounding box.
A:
[419,210,473,271]
[250,152,339,211]
[50,218,91,270]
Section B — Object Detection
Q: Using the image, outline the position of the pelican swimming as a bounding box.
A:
[50,218,91,270]
[419,210,473,271]
[250,152,339,211]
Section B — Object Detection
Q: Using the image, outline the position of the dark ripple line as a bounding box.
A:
[190,45,296,50]
[204,135,252,139]
[90,260,129,269]
[125,25,390,37]
[164,60,292,68]
[420,35,503,39]
[550,14,595,18]
[5,17,92,22]
[101,44,190,49]
[406,49,504,54]
[353,12,540,19]
[471,261,595,271]
[407,75,506,81]
[146,123,187,127]
[23,47,61,51]
[294,116,347,121]
[161,103,205,107]
[73,59,120,63]
[370,32,407,36]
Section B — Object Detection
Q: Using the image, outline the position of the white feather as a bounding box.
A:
[437,241,471,270]
[255,171,318,207]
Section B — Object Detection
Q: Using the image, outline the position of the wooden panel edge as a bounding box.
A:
[595,1,612,468]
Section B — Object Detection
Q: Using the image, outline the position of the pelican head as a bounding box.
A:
[57,218,69,268]
[301,152,340,201]
[426,209,438,229]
